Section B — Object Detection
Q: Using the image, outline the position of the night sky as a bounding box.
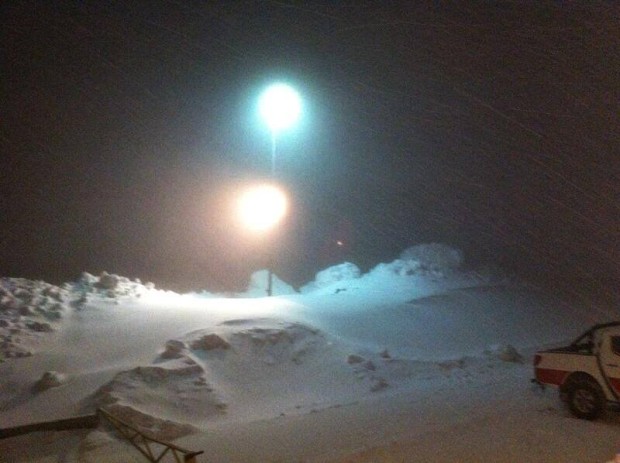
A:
[2,2,619,301]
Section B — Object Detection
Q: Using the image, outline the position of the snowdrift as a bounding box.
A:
[0,261,617,461]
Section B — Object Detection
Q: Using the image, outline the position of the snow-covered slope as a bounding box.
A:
[0,267,617,462]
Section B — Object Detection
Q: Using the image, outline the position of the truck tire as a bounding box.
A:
[566,376,604,420]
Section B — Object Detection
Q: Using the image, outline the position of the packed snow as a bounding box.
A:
[0,245,619,462]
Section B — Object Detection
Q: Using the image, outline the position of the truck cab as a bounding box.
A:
[534,321,620,419]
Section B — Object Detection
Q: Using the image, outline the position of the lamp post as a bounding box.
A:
[237,184,289,296]
[257,83,301,295]
[259,83,301,176]
[238,184,288,234]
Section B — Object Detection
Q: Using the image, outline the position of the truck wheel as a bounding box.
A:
[567,378,604,420]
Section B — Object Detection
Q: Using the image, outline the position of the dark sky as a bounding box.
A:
[2,1,619,300]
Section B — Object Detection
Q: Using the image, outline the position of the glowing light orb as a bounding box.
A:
[238,184,288,232]
[258,83,301,132]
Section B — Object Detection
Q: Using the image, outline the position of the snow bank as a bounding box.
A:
[300,244,468,295]
[366,243,464,280]
[300,262,362,293]
[0,278,72,359]
[0,278,70,321]
[74,271,155,300]
[0,258,618,462]
[0,272,166,360]
[81,318,364,432]
[399,242,464,272]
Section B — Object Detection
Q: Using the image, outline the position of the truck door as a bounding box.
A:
[600,329,620,397]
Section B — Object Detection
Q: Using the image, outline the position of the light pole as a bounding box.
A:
[259,83,302,176]
[257,83,301,295]
[237,184,289,296]
[238,184,288,234]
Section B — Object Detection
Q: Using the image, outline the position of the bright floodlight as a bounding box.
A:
[238,184,288,232]
[259,83,301,133]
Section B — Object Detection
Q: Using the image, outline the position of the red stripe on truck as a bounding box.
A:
[535,368,569,386]
[610,377,620,394]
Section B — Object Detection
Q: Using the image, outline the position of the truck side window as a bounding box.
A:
[612,336,620,356]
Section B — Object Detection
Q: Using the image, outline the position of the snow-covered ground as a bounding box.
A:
[1,254,619,462]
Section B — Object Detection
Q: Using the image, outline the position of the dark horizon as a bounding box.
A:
[2,2,619,303]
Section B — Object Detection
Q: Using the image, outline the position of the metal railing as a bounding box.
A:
[0,414,99,439]
[97,408,204,463]
[0,408,204,463]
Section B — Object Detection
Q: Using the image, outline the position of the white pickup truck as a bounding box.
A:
[533,321,620,420]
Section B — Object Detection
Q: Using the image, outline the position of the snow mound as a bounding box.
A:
[182,320,324,367]
[369,243,464,280]
[400,242,464,272]
[174,319,380,419]
[33,371,67,393]
[0,273,164,360]
[345,353,391,392]
[159,334,231,360]
[369,259,427,277]
[160,339,188,359]
[0,278,72,359]
[190,333,231,351]
[301,262,362,294]
[485,344,523,363]
[90,357,226,436]
[0,278,70,320]
[222,320,322,365]
[74,271,155,300]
